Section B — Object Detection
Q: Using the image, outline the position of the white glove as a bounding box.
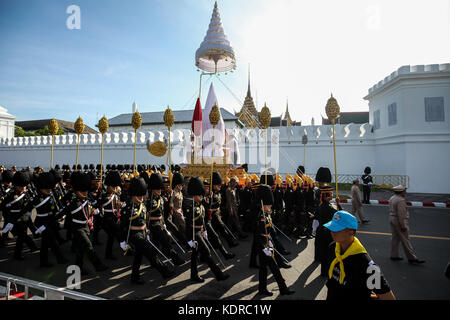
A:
[368,182,373,185]
[312,219,319,232]
[263,248,273,256]
[93,209,100,215]
[2,223,14,233]
[268,240,273,248]
[188,240,197,248]
[202,231,208,240]
[35,225,46,234]
[121,203,127,208]
[120,241,129,251]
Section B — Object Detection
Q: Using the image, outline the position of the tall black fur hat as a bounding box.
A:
[212,172,222,185]
[364,166,371,174]
[172,172,184,187]
[187,177,205,196]
[2,170,14,183]
[50,169,62,183]
[260,173,274,187]
[104,170,122,187]
[71,172,91,192]
[257,184,274,206]
[37,172,56,189]
[149,172,164,190]
[128,177,147,196]
[13,171,30,187]
[297,165,305,175]
[89,164,95,170]
[315,167,332,184]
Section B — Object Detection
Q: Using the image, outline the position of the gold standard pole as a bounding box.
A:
[304,143,306,170]
[265,128,267,185]
[133,128,137,173]
[259,103,271,185]
[49,119,58,169]
[98,116,109,183]
[74,116,85,171]
[76,134,80,169]
[131,110,142,174]
[332,119,338,198]
[100,134,104,180]
[325,93,340,199]
[51,135,54,169]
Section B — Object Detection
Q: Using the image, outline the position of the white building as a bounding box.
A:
[0,106,15,140]
[364,63,450,194]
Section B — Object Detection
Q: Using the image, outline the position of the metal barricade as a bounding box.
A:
[0,272,105,300]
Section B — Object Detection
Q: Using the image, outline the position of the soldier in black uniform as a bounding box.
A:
[183,177,230,283]
[272,181,284,226]
[239,177,254,233]
[0,171,38,260]
[119,177,174,284]
[0,170,14,247]
[88,171,103,245]
[302,179,316,239]
[361,167,373,204]
[146,173,185,266]
[255,184,295,296]
[313,167,342,276]
[32,172,69,267]
[204,172,238,251]
[56,172,108,275]
[281,179,295,236]
[101,170,123,260]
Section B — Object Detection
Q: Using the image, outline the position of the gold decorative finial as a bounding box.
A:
[74,116,85,135]
[98,115,109,135]
[259,103,271,129]
[325,94,340,121]
[48,118,59,136]
[147,141,167,157]
[209,104,221,126]
[163,105,175,129]
[131,110,142,130]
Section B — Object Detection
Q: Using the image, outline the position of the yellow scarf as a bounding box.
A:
[328,237,367,284]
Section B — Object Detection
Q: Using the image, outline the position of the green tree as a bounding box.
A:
[35,125,65,136]
[14,126,35,137]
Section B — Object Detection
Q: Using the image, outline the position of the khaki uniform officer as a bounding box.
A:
[389,185,425,264]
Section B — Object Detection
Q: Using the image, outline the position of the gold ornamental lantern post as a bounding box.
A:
[209,104,221,187]
[325,93,341,198]
[259,103,271,185]
[98,116,109,182]
[164,105,175,188]
[48,119,59,169]
[131,110,142,174]
[74,116,85,170]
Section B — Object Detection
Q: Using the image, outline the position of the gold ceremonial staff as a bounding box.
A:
[209,104,221,187]
[325,94,340,198]
[98,116,109,182]
[259,103,271,184]
[48,118,58,169]
[164,106,175,188]
[74,116,85,170]
[131,110,142,174]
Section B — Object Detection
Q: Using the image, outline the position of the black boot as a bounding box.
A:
[280,288,295,295]
[258,289,273,296]
[191,274,205,283]
[131,276,146,285]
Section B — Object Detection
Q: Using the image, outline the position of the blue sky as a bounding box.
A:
[1,0,449,130]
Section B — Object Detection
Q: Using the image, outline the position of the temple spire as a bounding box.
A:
[247,64,251,98]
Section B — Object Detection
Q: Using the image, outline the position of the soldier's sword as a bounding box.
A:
[204,236,226,270]
[146,235,174,267]
[272,223,293,243]
[165,229,186,254]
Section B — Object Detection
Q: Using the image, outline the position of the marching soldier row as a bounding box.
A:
[1,163,396,299]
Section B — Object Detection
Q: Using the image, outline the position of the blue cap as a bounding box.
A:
[324,210,358,232]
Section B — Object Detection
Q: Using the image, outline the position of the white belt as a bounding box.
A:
[104,209,115,212]
[36,212,51,217]
[10,209,21,213]
[72,218,87,224]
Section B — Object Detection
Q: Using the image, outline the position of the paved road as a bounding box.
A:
[1,204,449,300]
